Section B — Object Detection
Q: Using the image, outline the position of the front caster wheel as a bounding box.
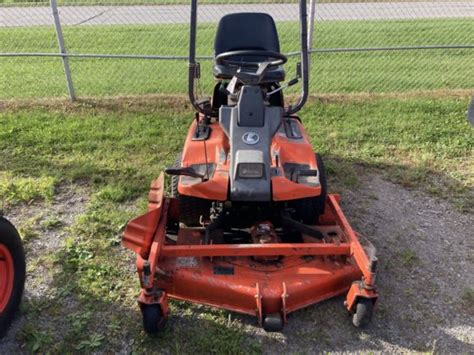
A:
[142,304,167,335]
[263,313,284,332]
[352,298,374,328]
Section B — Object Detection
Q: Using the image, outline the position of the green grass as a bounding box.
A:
[1,94,472,351]
[1,18,473,98]
[0,172,55,205]
[1,95,472,208]
[461,287,474,311]
[1,96,472,208]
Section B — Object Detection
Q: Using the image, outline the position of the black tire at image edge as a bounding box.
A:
[0,218,26,338]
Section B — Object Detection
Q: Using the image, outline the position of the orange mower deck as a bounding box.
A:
[123,174,378,330]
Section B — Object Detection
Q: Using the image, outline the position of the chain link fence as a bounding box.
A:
[1,0,473,100]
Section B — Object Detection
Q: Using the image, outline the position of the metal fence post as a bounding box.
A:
[308,0,317,71]
[50,0,75,101]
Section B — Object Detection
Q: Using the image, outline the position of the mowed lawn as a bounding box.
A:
[1,18,473,98]
[0,94,473,352]
[2,95,472,210]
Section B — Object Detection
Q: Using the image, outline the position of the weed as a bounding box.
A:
[0,173,55,206]
[41,216,63,229]
[17,216,42,243]
[76,334,105,351]
[18,224,38,243]
[20,325,53,353]
[461,288,474,310]
[399,249,420,268]
[67,310,93,334]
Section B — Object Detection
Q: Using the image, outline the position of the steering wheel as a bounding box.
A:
[215,50,287,68]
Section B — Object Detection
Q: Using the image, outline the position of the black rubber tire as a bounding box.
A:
[172,152,211,226]
[0,218,26,339]
[352,298,374,328]
[142,304,167,335]
[290,153,328,225]
[263,313,284,332]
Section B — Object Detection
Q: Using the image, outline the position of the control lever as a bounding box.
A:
[196,98,212,113]
[227,62,273,94]
[266,78,299,98]
[165,167,207,181]
[280,211,324,240]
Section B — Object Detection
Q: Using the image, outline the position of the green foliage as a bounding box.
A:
[76,334,105,351]
[18,224,39,242]
[461,288,474,309]
[399,249,420,268]
[21,325,53,353]
[0,172,55,205]
[17,215,41,242]
[301,96,474,209]
[41,215,63,229]
[0,105,188,199]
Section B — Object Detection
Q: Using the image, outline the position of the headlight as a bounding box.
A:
[237,163,264,179]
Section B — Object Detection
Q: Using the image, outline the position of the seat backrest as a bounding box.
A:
[214,13,280,55]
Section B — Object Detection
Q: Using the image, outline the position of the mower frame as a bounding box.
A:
[123,173,378,328]
[123,0,378,332]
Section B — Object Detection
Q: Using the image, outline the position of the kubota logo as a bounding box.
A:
[242,132,260,145]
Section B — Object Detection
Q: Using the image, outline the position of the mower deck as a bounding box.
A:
[123,174,378,331]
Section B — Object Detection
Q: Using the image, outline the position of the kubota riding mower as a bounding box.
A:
[123,0,378,333]
[0,217,25,338]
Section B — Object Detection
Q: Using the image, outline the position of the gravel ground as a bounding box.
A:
[0,184,89,353]
[0,174,472,353]
[255,174,474,353]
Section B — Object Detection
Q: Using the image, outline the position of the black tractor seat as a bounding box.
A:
[213,12,286,83]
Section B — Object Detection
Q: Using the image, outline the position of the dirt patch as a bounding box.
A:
[0,184,89,352]
[2,89,472,115]
[253,174,473,353]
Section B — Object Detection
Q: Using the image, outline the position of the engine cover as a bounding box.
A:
[220,85,282,201]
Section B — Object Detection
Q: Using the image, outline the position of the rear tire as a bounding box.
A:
[171,152,211,226]
[290,153,327,225]
[0,218,26,338]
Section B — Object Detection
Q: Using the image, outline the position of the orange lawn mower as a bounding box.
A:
[123,0,378,333]
[0,217,26,338]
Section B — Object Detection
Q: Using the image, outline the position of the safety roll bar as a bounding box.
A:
[188,0,309,116]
